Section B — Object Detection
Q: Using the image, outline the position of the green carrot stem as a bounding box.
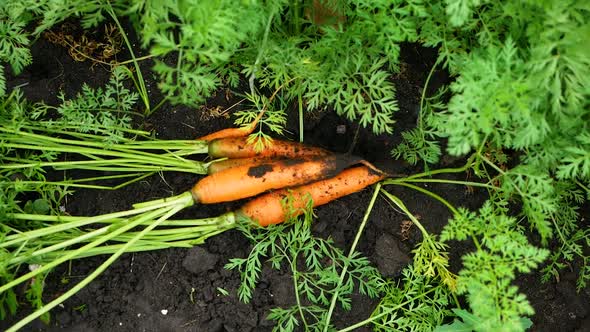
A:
[1,158,196,169]
[0,142,197,169]
[7,213,230,227]
[53,165,201,173]
[0,192,193,248]
[389,182,460,216]
[132,194,193,209]
[337,287,439,332]
[2,141,204,169]
[386,178,497,190]
[380,190,430,238]
[1,180,124,190]
[323,183,382,331]
[45,227,231,260]
[0,207,168,295]
[7,226,113,266]
[0,128,207,153]
[4,203,186,332]
[18,123,151,138]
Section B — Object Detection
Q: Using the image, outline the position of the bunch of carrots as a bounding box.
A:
[2,114,388,331]
[191,114,388,227]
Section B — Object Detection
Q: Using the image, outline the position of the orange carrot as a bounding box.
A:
[207,156,282,174]
[198,109,265,141]
[208,136,331,159]
[237,166,386,226]
[192,154,360,204]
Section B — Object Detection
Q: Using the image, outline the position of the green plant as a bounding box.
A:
[391,70,445,168]
[0,66,139,140]
[437,200,549,331]
[45,66,139,142]
[233,90,288,150]
[226,190,384,331]
[0,11,32,96]
[244,0,418,135]
[129,0,273,106]
[372,156,554,331]
[388,1,589,324]
[0,190,225,331]
[6,0,419,134]
[369,265,452,331]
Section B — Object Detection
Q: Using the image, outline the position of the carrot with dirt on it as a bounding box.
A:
[192,154,361,204]
[237,166,387,226]
[207,156,282,174]
[208,136,331,159]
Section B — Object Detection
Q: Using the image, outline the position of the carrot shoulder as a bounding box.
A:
[237,166,387,226]
[208,136,331,159]
[192,154,360,204]
[198,127,251,142]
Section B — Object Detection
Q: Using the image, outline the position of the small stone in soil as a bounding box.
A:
[182,247,219,275]
[375,233,411,277]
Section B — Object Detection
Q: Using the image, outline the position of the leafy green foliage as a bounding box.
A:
[1,68,137,141]
[556,133,590,181]
[0,10,32,96]
[411,235,456,292]
[440,201,549,331]
[233,92,288,151]
[0,174,71,321]
[0,247,17,321]
[391,128,441,166]
[226,197,384,331]
[498,166,557,242]
[435,309,532,332]
[48,66,138,143]
[129,0,273,106]
[540,182,590,292]
[409,0,590,291]
[25,269,50,324]
[444,0,485,27]
[392,87,446,166]
[248,0,423,135]
[371,265,452,331]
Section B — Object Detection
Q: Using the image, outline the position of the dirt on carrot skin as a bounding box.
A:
[2,27,589,332]
[246,164,275,178]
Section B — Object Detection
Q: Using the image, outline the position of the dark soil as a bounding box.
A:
[2,26,589,332]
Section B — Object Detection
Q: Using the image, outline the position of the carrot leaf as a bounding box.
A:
[225,197,384,331]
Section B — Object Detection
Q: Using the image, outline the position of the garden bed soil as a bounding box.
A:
[2,27,589,332]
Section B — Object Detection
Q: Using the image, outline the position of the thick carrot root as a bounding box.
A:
[208,136,331,159]
[237,166,387,226]
[192,154,361,204]
[207,156,281,174]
